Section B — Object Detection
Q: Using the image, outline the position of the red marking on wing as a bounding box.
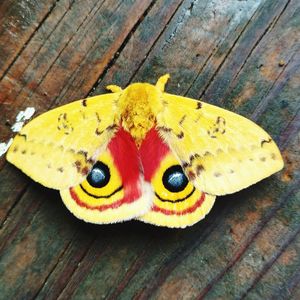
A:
[152,193,206,216]
[70,187,138,211]
[139,129,207,216]
[70,127,142,210]
[108,127,141,201]
[139,127,169,180]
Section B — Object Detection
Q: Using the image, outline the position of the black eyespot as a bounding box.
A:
[162,165,189,192]
[87,162,110,188]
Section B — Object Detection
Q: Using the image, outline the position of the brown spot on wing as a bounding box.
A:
[17,133,27,140]
[74,161,81,172]
[196,102,202,109]
[82,99,87,106]
[179,115,186,125]
[190,153,200,162]
[95,128,103,135]
[95,112,101,123]
[77,150,95,166]
[106,124,118,131]
[157,126,172,133]
[188,171,196,180]
[57,113,73,135]
[177,131,184,139]
[162,99,168,106]
[182,162,189,168]
[216,116,226,125]
[261,138,272,147]
[81,166,89,176]
[78,150,88,160]
[196,165,205,175]
[194,115,201,123]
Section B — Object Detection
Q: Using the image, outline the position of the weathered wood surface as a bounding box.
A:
[0,0,299,299]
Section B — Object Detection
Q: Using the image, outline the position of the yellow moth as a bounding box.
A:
[6,74,284,228]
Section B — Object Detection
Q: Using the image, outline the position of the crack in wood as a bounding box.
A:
[0,0,59,82]
[196,181,300,299]
[240,227,300,299]
[198,3,263,99]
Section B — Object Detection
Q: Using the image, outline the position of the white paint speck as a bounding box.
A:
[11,107,35,133]
[11,122,24,132]
[0,138,13,157]
[15,107,35,123]
[0,107,36,157]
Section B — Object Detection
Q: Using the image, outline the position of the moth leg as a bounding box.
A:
[156,74,170,92]
[106,85,123,93]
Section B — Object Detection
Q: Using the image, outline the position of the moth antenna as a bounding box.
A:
[106,85,123,93]
[156,74,170,92]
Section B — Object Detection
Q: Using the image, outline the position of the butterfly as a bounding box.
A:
[6,74,284,228]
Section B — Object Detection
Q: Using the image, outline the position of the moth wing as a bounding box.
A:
[60,128,152,224]
[7,93,120,190]
[157,93,284,196]
[137,128,216,228]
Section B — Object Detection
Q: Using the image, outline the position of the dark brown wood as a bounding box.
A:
[0,0,299,299]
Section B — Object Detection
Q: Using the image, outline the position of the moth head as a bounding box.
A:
[120,82,162,108]
[117,79,167,146]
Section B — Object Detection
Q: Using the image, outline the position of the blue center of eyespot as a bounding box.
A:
[87,161,110,188]
[168,172,186,187]
[91,168,106,183]
[162,165,189,192]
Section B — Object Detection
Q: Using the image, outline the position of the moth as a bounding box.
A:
[6,74,284,228]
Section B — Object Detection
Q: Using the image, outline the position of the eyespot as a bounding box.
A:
[87,161,110,188]
[162,165,188,192]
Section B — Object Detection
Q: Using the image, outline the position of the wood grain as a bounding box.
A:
[0,0,299,299]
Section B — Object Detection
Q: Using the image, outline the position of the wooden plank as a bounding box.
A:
[240,227,300,299]
[131,0,265,94]
[93,0,184,93]
[0,186,79,299]
[0,165,28,224]
[0,0,57,79]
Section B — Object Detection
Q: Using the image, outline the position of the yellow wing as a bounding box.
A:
[137,128,216,228]
[156,93,284,196]
[60,128,152,224]
[7,93,120,190]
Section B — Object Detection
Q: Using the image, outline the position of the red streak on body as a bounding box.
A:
[139,127,169,180]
